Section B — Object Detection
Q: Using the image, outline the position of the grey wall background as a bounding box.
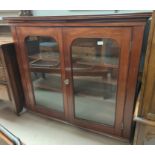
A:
[32,10,152,16]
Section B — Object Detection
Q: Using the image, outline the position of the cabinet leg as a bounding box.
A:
[17,107,27,116]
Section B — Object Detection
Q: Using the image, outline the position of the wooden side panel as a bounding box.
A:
[133,11,155,144]
[142,27,155,120]
[0,43,24,114]
[138,12,155,121]
[123,26,145,139]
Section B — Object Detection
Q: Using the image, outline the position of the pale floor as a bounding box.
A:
[0,101,128,145]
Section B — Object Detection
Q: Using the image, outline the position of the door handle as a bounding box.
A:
[64,79,70,85]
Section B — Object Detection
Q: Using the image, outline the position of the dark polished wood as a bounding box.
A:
[5,12,151,142]
[4,12,151,23]
[0,42,24,113]
[63,27,131,137]
[123,26,145,139]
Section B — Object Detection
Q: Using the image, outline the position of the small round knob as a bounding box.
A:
[64,79,70,85]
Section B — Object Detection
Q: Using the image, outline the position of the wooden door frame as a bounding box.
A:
[62,27,132,137]
[13,26,67,120]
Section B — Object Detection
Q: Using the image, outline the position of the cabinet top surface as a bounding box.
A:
[4,12,152,24]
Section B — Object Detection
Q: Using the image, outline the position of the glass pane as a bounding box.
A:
[71,38,120,126]
[25,36,63,112]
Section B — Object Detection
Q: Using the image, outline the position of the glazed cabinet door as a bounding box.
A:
[15,27,66,119]
[63,27,132,137]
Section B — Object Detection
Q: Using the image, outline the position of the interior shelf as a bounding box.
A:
[32,74,117,99]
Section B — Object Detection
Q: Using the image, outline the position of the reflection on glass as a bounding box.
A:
[25,36,63,112]
[72,38,120,126]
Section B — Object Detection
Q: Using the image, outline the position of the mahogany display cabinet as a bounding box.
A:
[4,12,151,142]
